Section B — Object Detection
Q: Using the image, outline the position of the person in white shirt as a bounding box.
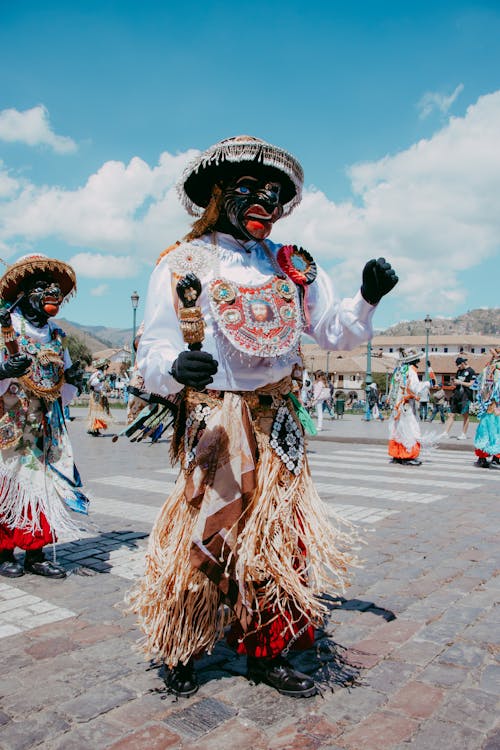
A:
[312,372,331,431]
[130,135,398,698]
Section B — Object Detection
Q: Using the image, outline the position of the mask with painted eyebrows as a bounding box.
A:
[217,174,284,241]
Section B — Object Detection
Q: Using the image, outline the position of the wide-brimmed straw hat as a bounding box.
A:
[177,135,304,218]
[0,253,76,304]
[399,348,421,365]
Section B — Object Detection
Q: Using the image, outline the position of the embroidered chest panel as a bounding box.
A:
[17,330,65,395]
[208,276,302,357]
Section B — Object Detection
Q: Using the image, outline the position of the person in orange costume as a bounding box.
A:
[388,349,430,466]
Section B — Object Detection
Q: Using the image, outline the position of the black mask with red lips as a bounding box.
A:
[18,273,63,327]
[215,174,284,242]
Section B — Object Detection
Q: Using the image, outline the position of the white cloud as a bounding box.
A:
[277,90,500,312]
[418,83,464,119]
[1,91,500,316]
[0,149,195,256]
[90,283,109,296]
[0,162,19,198]
[69,253,138,279]
[0,105,77,154]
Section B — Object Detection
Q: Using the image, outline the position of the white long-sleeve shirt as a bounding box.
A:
[137,232,377,395]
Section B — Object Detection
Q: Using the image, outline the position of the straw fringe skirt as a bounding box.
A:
[128,389,355,667]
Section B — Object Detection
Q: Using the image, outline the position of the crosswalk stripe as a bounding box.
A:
[90,476,174,494]
[307,459,491,486]
[308,465,477,490]
[321,446,479,462]
[314,482,442,504]
[327,503,398,523]
[90,495,160,523]
[308,450,500,472]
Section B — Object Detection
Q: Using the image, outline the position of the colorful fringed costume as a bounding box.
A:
[129,136,397,694]
[474,350,500,465]
[0,254,88,578]
[86,364,112,435]
[388,350,430,463]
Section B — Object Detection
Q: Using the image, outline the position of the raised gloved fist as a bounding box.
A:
[0,353,32,380]
[360,257,398,305]
[170,350,218,389]
[64,360,85,394]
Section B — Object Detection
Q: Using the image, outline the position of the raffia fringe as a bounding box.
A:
[126,479,232,667]
[0,465,81,539]
[233,435,356,640]
[128,437,356,665]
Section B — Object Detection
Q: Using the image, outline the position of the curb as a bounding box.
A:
[308,434,473,452]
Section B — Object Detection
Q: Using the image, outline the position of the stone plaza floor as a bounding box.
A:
[0,411,498,749]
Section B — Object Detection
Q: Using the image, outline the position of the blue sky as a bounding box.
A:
[1,0,499,330]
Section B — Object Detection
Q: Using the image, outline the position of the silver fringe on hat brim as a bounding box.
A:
[177,137,304,218]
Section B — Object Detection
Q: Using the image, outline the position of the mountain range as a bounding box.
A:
[59,307,500,353]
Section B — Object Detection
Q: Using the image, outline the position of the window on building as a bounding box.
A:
[481,348,486,353]
[471,348,475,353]
[443,374,451,385]
[444,347,448,353]
[389,347,393,353]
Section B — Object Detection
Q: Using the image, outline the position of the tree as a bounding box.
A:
[65,333,93,366]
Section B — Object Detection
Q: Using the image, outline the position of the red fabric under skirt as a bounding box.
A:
[0,511,54,551]
[475,448,500,458]
[388,439,420,460]
[227,606,315,658]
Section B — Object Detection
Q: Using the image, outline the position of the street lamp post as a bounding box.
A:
[365,339,372,420]
[130,291,140,367]
[424,314,432,380]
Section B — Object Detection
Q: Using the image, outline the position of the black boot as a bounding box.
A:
[24,549,67,579]
[163,659,198,697]
[475,457,490,469]
[491,456,500,466]
[247,655,317,698]
[0,550,24,578]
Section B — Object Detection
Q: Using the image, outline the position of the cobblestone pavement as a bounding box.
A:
[0,412,498,750]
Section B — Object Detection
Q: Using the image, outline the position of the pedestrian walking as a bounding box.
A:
[442,356,476,440]
[366,382,384,421]
[429,386,448,424]
[312,371,331,431]
[419,379,430,421]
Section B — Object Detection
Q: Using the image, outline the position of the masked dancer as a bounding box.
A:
[0,254,88,579]
[87,359,111,436]
[388,349,430,466]
[130,136,398,698]
[473,348,500,468]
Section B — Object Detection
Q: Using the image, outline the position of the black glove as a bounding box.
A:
[0,308,12,328]
[361,257,398,305]
[0,353,32,380]
[64,360,85,394]
[170,350,218,389]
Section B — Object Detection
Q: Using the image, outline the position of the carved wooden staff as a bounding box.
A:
[175,272,205,351]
